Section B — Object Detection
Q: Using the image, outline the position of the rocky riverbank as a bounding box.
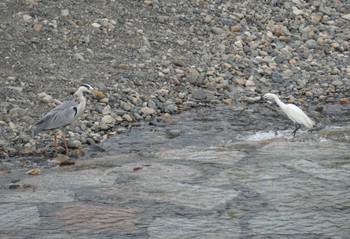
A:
[1,0,350,160]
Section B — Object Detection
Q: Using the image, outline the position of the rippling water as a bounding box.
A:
[1,106,350,238]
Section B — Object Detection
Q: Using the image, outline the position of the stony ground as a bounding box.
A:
[1,0,350,159]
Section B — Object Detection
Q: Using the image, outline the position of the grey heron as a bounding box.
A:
[32,84,103,155]
[263,93,315,136]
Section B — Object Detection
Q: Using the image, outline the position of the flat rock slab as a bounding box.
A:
[0,205,40,232]
[148,217,241,239]
[108,179,239,210]
[0,189,75,204]
[1,108,350,238]
[48,204,143,235]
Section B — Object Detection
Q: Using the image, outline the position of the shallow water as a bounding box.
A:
[1,106,350,238]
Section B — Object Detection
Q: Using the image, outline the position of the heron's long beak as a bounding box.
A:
[91,89,105,97]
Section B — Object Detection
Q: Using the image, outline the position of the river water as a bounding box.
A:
[0,105,349,238]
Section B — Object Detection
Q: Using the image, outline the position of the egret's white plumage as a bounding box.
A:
[33,84,100,154]
[263,93,315,136]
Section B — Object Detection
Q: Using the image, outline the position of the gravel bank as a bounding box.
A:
[0,0,350,158]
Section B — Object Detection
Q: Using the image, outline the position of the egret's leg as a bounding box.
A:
[61,131,71,155]
[292,124,301,137]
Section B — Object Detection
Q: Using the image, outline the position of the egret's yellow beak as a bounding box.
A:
[91,89,105,97]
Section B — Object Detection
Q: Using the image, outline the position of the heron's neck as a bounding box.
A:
[272,95,287,109]
[75,90,87,118]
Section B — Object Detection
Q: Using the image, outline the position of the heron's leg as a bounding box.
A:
[61,131,71,156]
[292,124,301,137]
[54,131,58,153]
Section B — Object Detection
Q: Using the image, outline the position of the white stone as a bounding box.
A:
[292,7,304,16]
[68,140,82,148]
[102,105,112,115]
[41,95,53,104]
[91,22,101,28]
[101,115,114,124]
[37,92,47,98]
[178,92,186,99]
[342,14,350,21]
[74,53,85,61]
[22,14,32,22]
[245,79,256,87]
[61,9,69,16]
[141,107,156,115]
[234,40,242,48]
[176,39,185,45]
[9,122,16,129]
[123,114,133,122]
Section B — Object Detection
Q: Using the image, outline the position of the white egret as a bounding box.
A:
[263,93,315,136]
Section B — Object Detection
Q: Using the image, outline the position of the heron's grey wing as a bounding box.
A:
[49,101,77,113]
[32,101,78,135]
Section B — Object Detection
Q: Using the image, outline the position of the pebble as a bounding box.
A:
[32,24,43,32]
[178,92,186,99]
[121,102,132,111]
[116,127,128,134]
[41,95,53,104]
[332,80,344,87]
[9,184,21,189]
[342,14,350,21]
[203,15,212,23]
[292,7,304,16]
[122,114,134,122]
[101,115,114,124]
[211,27,224,35]
[74,53,85,61]
[176,40,186,46]
[100,123,109,130]
[157,16,166,23]
[304,39,317,48]
[9,108,27,118]
[166,129,182,138]
[52,155,76,166]
[100,97,109,104]
[61,9,69,16]
[68,140,82,149]
[234,77,246,86]
[245,79,255,88]
[91,22,101,28]
[141,107,156,115]
[22,14,32,22]
[115,116,123,122]
[9,122,16,129]
[0,139,6,147]
[223,98,233,105]
[164,103,178,113]
[147,100,157,110]
[173,59,185,67]
[102,105,112,115]
[339,98,349,105]
[162,113,172,124]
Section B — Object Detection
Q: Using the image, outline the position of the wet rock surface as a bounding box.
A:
[1,107,350,238]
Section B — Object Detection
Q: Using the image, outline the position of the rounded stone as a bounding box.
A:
[101,115,114,124]
[141,107,156,115]
[91,22,101,28]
